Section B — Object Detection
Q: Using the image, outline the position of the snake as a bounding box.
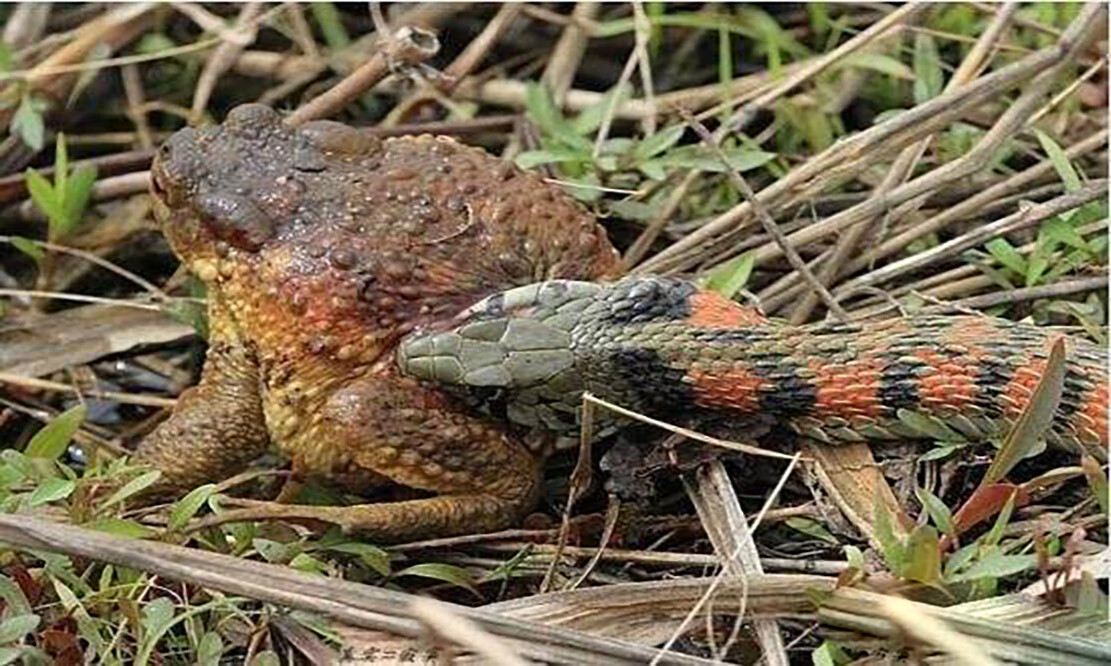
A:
[398,276,1108,459]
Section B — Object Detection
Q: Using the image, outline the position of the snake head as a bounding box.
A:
[398,280,605,430]
[398,280,603,388]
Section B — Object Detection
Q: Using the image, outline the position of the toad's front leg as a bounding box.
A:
[135,303,270,498]
[195,376,542,542]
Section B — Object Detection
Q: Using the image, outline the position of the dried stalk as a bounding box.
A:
[635,3,1105,276]
[0,515,719,666]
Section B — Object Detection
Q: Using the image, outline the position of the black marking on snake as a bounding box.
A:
[600,278,697,327]
[690,328,770,345]
[610,347,695,413]
[878,358,922,411]
[481,292,506,317]
[1058,366,1092,418]
[748,354,817,417]
[974,355,1014,418]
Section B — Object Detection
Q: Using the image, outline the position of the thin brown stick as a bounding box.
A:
[788,1,1018,324]
[121,63,153,149]
[835,181,1106,298]
[765,129,1108,308]
[898,275,1110,318]
[0,372,177,409]
[285,26,440,127]
[683,111,849,321]
[189,2,263,121]
[685,462,788,665]
[441,4,521,94]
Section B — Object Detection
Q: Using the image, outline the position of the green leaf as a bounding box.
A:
[54,132,68,193]
[839,53,914,80]
[289,553,329,575]
[250,651,281,666]
[637,160,667,180]
[786,517,837,544]
[86,518,157,539]
[0,43,13,72]
[0,575,32,616]
[775,98,833,152]
[902,525,941,584]
[1034,129,1082,192]
[912,33,943,104]
[1080,455,1108,515]
[560,173,604,203]
[8,237,43,264]
[943,541,979,579]
[24,168,62,226]
[873,500,905,576]
[1075,571,1107,617]
[524,82,581,147]
[607,200,660,221]
[253,538,299,564]
[915,486,954,537]
[983,491,1017,547]
[808,3,831,36]
[896,409,965,443]
[167,483,218,532]
[101,470,162,510]
[196,632,224,666]
[135,33,177,56]
[984,238,1026,275]
[648,144,776,173]
[1041,217,1090,252]
[718,25,733,88]
[514,147,586,170]
[572,84,630,136]
[701,252,755,298]
[733,6,810,69]
[309,3,351,50]
[983,338,1066,485]
[634,124,686,161]
[0,451,33,480]
[950,551,1035,583]
[59,164,97,237]
[918,443,965,462]
[324,541,392,576]
[0,648,25,666]
[843,545,864,572]
[28,478,75,506]
[160,297,208,341]
[0,614,39,644]
[811,641,850,666]
[141,596,176,640]
[1025,249,1050,287]
[12,95,45,151]
[395,563,479,595]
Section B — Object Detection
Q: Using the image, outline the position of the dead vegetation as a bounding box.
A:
[0,3,1107,664]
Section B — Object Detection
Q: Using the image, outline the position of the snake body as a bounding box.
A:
[398,277,1108,457]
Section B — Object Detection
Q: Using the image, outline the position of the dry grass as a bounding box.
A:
[0,3,1106,664]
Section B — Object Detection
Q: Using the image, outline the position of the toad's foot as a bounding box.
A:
[189,494,525,542]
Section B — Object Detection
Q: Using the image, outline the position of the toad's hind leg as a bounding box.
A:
[199,377,542,542]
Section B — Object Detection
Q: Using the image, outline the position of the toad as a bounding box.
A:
[138,104,620,540]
